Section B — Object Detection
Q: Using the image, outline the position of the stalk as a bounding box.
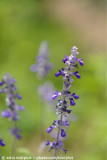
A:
[53,114,63,157]
[11,121,17,156]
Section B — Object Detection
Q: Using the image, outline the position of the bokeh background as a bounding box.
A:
[0,0,106,159]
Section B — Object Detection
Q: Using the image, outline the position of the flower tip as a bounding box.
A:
[61,129,66,137]
[46,140,50,145]
[0,139,5,147]
[55,72,60,77]
[47,126,53,133]
[80,61,84,66]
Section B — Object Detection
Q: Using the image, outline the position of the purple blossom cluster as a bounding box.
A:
[46,46,84,155]
[31,41,52,78]
[0,74,24,139]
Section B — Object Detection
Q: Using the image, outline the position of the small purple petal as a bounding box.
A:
[16,134,21,140]
[15,106,25,111]
[65,121,70,126]
[78,58,84,66]
[66,109,72,113]
[9,78,16,84]
[58,141,63,148]
[72,93,79,99]
[4,74,10,81]
[11,112,19,121]
[1,110,11,118]
[46,140,50,145]
[73,95,79,99]
[55,72,61,77]
[30,64,38,72]
[76,74,81,79]
[10,128,21,140]
[63,55,68,63]
[73,71,81,79]
[61,129,66,137]
[70,98,75,106]
[52,91,61,100]
[0,139,5,146]
[47,126,54,133]
[15,94,22,99]
[62,148,67,153]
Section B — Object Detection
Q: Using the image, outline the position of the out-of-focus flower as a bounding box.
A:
[9,128,21,140]
[30,41,52,78]
[0,138,5,147]
[0,74,24,139]
[38,82,55,104]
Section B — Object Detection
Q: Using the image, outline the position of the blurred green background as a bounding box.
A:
[0,0,106,160]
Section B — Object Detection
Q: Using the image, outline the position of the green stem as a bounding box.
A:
[11,121,17,156]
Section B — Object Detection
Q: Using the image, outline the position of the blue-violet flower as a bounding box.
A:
[46,46,84,156]
[30,41,52,78]
[38,82,55,104]
[0,74,24,139]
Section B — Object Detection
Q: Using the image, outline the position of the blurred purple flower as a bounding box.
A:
[38,82,55,104]
[0,74,24,139]
[30,41,52,78]
[9,128,21,140]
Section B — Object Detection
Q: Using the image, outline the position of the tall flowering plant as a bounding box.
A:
[30,41,54,150]
[0,74,24,155]
[46,46,84,156]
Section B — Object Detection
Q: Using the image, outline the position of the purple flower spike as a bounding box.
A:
[0,74,24,140]
[61,129,66,137]
[52,91,61,100]
[47,126,54,133]
[46,46,84,155]
[30,41,52,78]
